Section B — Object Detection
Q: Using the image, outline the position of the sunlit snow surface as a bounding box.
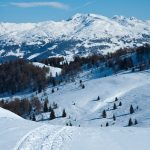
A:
[1,70,150,149]
[0,108,150,150]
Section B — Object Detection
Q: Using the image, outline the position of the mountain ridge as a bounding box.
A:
[0,13,150,61]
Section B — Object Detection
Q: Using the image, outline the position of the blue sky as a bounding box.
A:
[0,0,150,22]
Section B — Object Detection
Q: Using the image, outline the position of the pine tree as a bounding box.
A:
[62,109,67,117]
[97,96,100,101]
[134,119,138,125]
[80,80,82,84]
[82,84,85,89]
[115,97,118,101]
[130,105,134,114]
[49,105,52,112]
[106,122,109,127]
[52,88,54,93]
[128,118,133,126]
[32,114,36,121]
[69,122,72,126]
[113,114,116,121]
[43,100,48,112]
[113,103,117,110]
[102,110,107,118]
[53,102,58,109]
[50,109,55,120]
[119,101,122,106]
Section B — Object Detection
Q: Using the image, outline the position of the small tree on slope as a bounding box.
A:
[102,110,107,118]
[43,100,48,112]
[62,109,67,117]
[130,105,134,114]
[50,109,55,120]
[128,118,133,126]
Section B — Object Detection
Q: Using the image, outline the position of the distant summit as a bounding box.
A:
[0,13,150,61]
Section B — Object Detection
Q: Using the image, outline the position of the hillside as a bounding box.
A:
[1,68,150,128]
[36,70,150,127]
[0,13,150,61]
[0,107,150,150]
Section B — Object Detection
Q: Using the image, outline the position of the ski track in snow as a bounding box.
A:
[13,125,74,150]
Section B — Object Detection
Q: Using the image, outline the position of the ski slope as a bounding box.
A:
[0,109,150,150]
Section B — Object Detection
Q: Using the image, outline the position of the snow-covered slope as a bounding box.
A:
[0,107,150,150]
[0,107,41,149]
[35,70,150,127]
[1,69,150,149]
[2,69,150,128]
[32,62,62,77]
[0,107,22,120]
[0,13,150,61]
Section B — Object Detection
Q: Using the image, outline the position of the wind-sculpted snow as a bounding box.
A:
[0,13,150,61]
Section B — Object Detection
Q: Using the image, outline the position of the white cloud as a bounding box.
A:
[10,2,69,10]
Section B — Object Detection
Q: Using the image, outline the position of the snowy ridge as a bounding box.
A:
[0,107,22,120]
[0,13,150,61]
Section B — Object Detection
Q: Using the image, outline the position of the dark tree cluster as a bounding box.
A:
[41,57,64,68]
[128,118,138,126]
[0,97,42,117]
[39,44,150,84]
[61,54,105,77]
[0,59,49,94]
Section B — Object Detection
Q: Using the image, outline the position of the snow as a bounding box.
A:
[2,69,150,128]
[0,109,150,150]
[0,107,22,120]
[32,62,62,77]
[0,13,150,60]
[1,69,150,149]
[32,70,150,127]
[27,53,41,60]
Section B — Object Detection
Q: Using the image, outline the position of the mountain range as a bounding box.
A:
[0,13,150,61]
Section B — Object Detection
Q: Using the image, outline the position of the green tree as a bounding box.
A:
[50,109,55,120]
[128,118,133,126]
[62,109,67,117]
[130,105,134,114]
[102,110,107,118]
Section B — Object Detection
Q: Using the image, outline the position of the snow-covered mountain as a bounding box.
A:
[0,13,150,61]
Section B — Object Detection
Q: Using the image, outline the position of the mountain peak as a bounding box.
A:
[69,13,108,21]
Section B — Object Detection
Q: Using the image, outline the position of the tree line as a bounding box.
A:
[0,59,49,94]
